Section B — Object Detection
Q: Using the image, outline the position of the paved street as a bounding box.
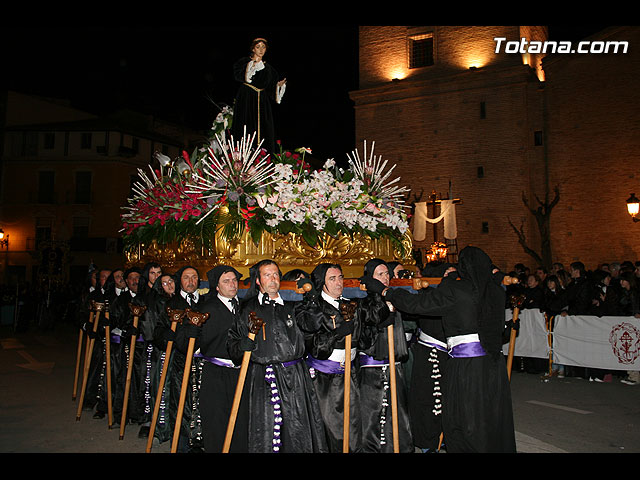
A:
[1,321,639,454]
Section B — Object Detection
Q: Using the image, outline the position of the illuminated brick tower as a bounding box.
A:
[350,26,640,270]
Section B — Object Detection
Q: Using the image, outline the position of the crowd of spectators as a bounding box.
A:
[505,260,640,384]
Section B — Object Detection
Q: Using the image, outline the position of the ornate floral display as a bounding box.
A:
[120,121,411,256]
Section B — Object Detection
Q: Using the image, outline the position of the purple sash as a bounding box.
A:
[359,353,390,367]
[198,354,238,369]
[305,355,347,374]
[449,341,487,358]
[282,358,301,368]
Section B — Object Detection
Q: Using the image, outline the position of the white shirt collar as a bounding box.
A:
[218,293,238,312]
[258,291,283,305]
[321,290,341,309]
[181,290,199,304]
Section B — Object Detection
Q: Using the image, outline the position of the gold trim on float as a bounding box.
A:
[125,227,414,279]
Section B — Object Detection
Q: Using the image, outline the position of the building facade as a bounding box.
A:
[350,26,639,271]
[0,90,201,286]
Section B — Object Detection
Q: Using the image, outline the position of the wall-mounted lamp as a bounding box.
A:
[0,228,8,249]
[626,193,640,222]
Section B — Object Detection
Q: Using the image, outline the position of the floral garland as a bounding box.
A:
[120,121,411,252]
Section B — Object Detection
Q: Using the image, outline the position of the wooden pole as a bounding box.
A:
[222,312,264,453]
[119,304,147,439]
[170,309,208,454]
[343,327,352,453]
[506,313,518,381]
[387,323,400,453]
[72,310,93,401]
[506,294,525,381]
[339,300,357,454]
[76,302,103,421]
[145,308,183,453]
[104,309,113,429]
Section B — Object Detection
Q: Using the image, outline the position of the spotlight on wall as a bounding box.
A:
[626,193,640,222]
[0,228,8,249]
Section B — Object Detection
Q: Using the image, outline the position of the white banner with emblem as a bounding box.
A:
[552,315,640,371]
[501,309,640,371]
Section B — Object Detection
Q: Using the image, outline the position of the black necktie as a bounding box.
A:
[230,297,239,314]
[262,295,276,306]
[187,293,195,305]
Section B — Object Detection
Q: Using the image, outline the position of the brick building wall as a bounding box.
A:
[350,25,640,272]
[351,26,547,271]
[543,26,640,268]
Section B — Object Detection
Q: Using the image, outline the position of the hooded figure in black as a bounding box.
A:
[363,246,517,453]
[295,263,363,452]
[83,268,113,413]
[197,265,249,453]
[227,259,328,453]
[356,258,413,453]
[153,265,205,452]
[146,272,177,445]
[108,267,146,426]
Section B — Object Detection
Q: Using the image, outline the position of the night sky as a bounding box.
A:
[1,24,609,164]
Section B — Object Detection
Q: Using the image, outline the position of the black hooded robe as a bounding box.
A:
[357,259,413,453]
[197,265,249,453]
[385,247,516,453]
[227,293,328,453]
[295,263,365,453]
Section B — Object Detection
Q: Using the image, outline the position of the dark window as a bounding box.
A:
[408,33,434,68]
[81,133,92,149]
[477,166,484,178]
[44,132,55,149]
[534,130,543,146]
[480,101,486,119]
[75,171,92,204]
[35,217,52,248]
[482,221,489,234]
[38,171,55,203]
[73,217,90,238]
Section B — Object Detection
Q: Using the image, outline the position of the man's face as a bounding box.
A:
[99,270,112,288]
[181,268,199,294]
[113,270,126,290]
[148,266,162,287]
[323,267,344,300]
[257,263,280,298]
[126,272,140,294]
[217,271,239,299]
[373,264,390,287]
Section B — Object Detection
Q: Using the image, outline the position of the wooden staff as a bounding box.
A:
[360,282,401,453]
[222,311,264,453]
[339,300,357,453]
[119,303,148,439]
[76,301,104,421]
[104,302,113,429]
[387,321,400,453]
[171,308,209,454]
[72,309,94,401]
[506,294,525,381]
[146,307,184,453]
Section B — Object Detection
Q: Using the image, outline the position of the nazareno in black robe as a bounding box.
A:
[231,56,282,153]
[196,265,249,453]
[295,263,366,453]
[385,246,517,453]
[357,289,414,453]
[227,293,328,453]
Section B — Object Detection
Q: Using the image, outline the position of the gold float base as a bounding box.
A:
[125,227,414,279]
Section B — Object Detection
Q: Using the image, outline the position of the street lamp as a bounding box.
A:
[0,228,8,249]
[626,193,640,222]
